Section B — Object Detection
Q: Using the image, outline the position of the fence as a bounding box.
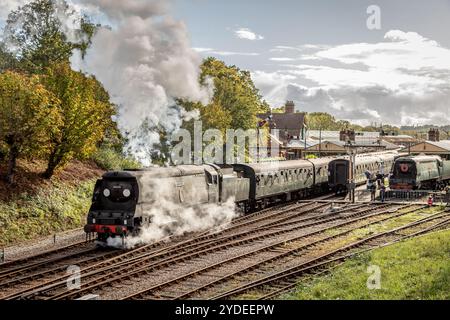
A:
[385,190,449,203]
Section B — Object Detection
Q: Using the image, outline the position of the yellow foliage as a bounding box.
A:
[40,63,115,177]
[0,71,62,157]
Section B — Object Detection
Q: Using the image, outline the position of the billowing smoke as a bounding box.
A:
[70,0,212,164]
[2,1,234,246]
[116,198,238,249]
[0,0,27,23]
[70,0,228,246]
[107,174,239,248]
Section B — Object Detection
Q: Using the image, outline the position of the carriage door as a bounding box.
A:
[336,163,348,185]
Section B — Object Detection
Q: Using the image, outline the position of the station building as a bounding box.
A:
[402,129,450,160]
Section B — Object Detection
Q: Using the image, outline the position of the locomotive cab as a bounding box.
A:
[84,172,139,242]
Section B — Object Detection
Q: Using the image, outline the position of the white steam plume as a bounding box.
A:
[70,0,213,165]
[115,198,238,249]
[107,174,239,248]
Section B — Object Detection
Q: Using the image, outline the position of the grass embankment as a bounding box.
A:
[284,228,450,300]
[0,159,103,246]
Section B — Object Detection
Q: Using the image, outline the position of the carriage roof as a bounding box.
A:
[235,160,313,174]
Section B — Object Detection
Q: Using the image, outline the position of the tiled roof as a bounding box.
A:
[286,139,319,149]
[258,112,305,140]
[425,140,450,151]
[307,130,380,139]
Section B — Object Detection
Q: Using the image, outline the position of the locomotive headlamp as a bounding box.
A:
[103,189,111,197]
[123,189,131,197]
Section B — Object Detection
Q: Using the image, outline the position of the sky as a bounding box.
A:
[171,0,450,127]
[1,0,450,127]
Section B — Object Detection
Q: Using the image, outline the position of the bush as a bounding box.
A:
[0,180,96,246]
[91,146,141,171]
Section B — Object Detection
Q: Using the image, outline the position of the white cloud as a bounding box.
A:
[253,30,450,126]
[194,48,260,56]
[193,47,214,53]
[269,45,299,52]
[252,71,297,107]
[270,57,295,62]
[212,50,259,56]
[234,27,264,41]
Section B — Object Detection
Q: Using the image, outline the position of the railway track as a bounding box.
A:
[3,198,440,301]
[2,200,366,300]
[256,219,450,301]
[121,204,426,300]
[15,202,422,300]
[0,200,325,296]
[208,212,450,300]
[0,239,98,281]
[0,239,95,270]
[0,199,320,295]
[0,200,327,299]
[58,204,404,300]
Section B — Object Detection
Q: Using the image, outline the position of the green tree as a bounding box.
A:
[306,112,339,130]
[271,106,285,113]
[180,57,270,134]
[1,0,96,73]
[0,71,62,183]
[41,63,115,178]
[0,44,18,72]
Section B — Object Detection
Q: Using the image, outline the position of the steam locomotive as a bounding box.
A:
[84,151,400,242]
[390,155,450,190]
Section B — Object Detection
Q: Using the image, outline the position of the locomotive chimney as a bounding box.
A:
[285,101,295,114]
[428,128,440,142]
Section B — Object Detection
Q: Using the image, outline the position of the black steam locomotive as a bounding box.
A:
[84,151,399,242]
[390,155,450,190]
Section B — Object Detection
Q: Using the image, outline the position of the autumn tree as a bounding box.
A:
[176,58,270,164]
[1,0,96,73]
[180,57,270,134]
[270,106,285,113]
[0,44,18,72]
[41,63,115,178]
[0,71,62,183]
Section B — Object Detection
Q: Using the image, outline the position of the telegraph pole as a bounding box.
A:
[318,128,322,158]
[345,139,356,204]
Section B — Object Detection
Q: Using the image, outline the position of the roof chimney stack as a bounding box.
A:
[340,129,355,143]
[285,101,295,114]
[428,128,440,142]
